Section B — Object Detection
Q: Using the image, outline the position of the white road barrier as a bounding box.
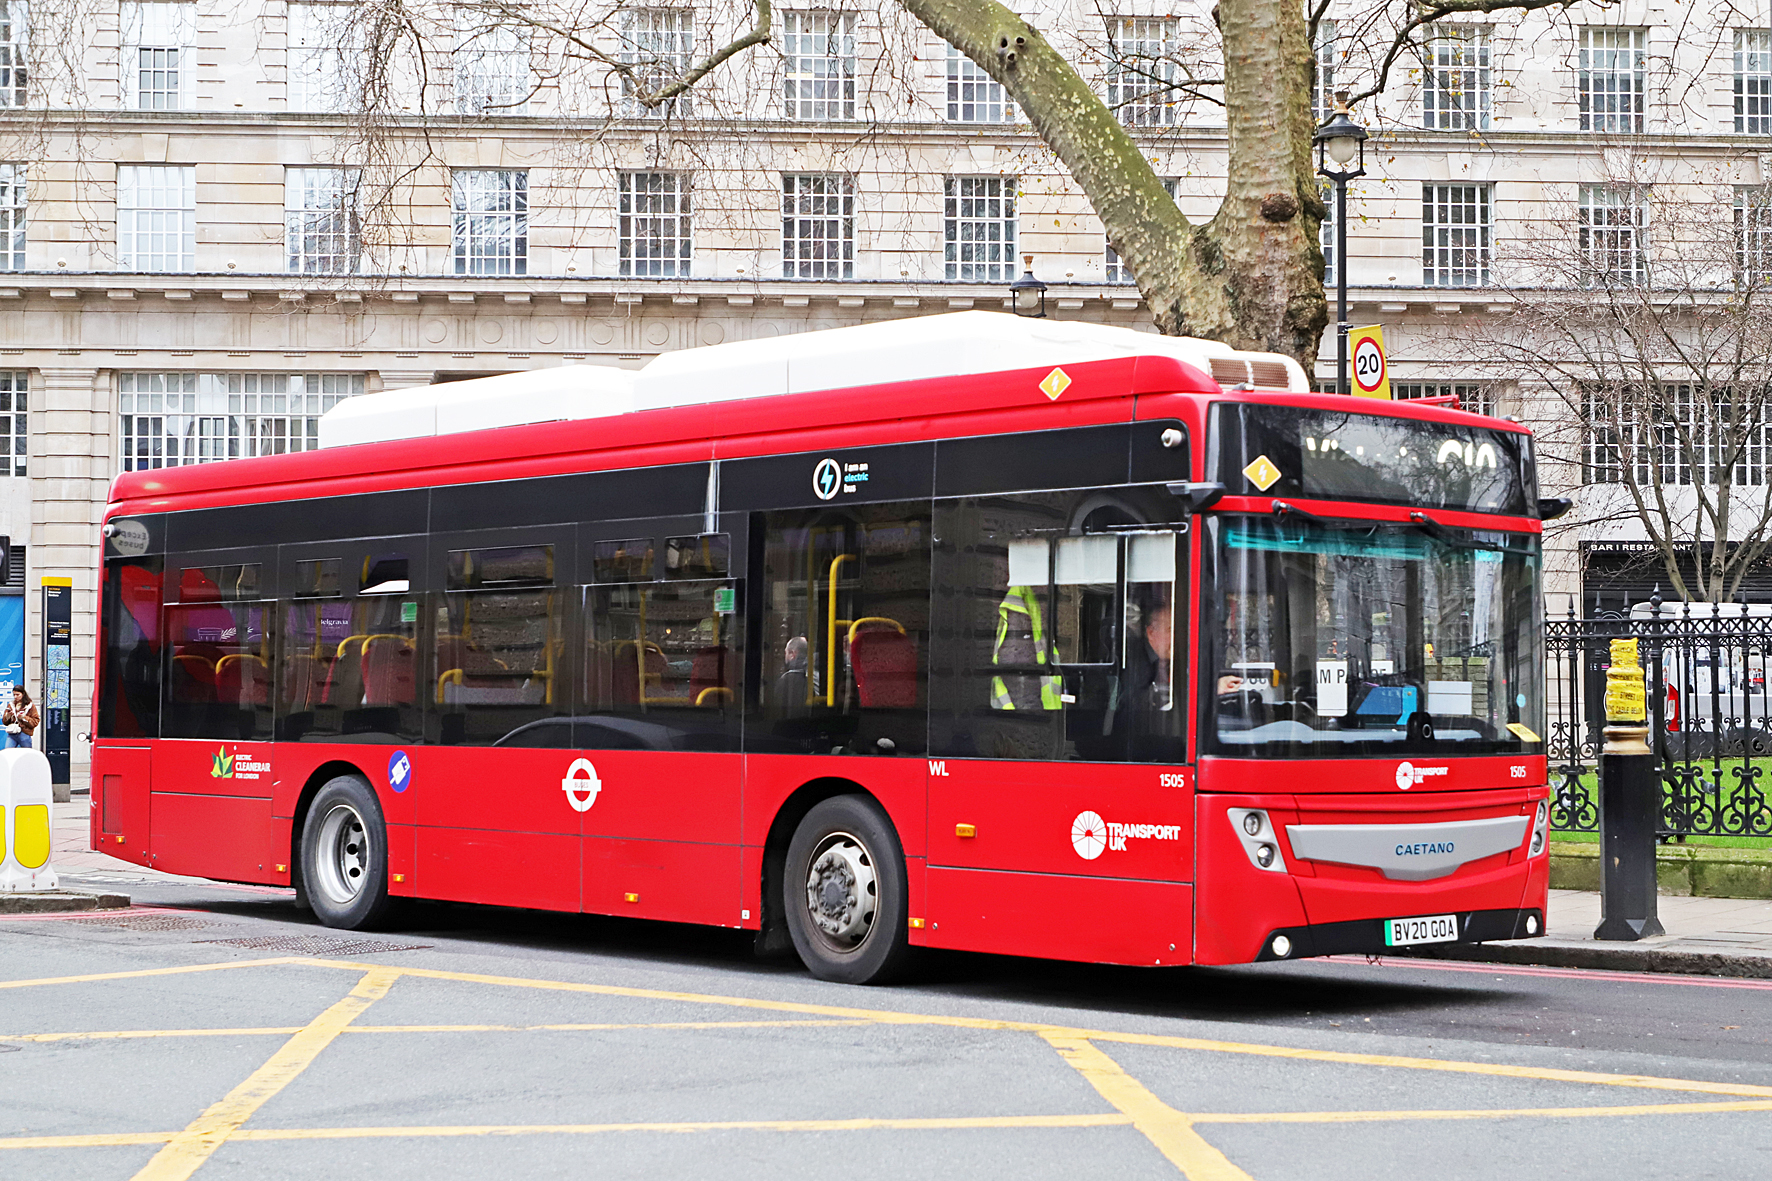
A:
[0,748,57,891]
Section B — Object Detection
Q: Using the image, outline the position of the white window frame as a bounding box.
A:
[1105,177,1176,284]
[1312,19,1336,123]
[945,175,1017,283]
[619,8,694,117]
[1319,179,1335,287]
[618,171,692,278]
[1578,27,1645,134]
[0,370,25,476]
[454,13,530,116]
[0,1,26,108]
[1422,183,1491,287]
[121,2,195,111]
[1736,29,1772,134]
[947,44,1013,122]
[1393,382,1496,417]
[1422,25,1490,130]
[285,167,360,274]
[119,373,365,472]
[782,173,853,280]
[0,163,22,271]
[1578,183,1648,286]
[452,170,527,275]
[117,164,195,274]
[287,2,355,113]
[1105,16,1176,128]
[1735,186,1772,286]
[782,10,855,121]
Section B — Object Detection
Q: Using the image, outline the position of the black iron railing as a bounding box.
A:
[1547,596,1772,840]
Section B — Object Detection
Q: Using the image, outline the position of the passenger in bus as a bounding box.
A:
[1120,599,1173,717]
[776,636,811,713]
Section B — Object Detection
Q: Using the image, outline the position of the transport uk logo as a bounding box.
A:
[210,747,270,781]
[562,758,603,812]
[1070,810,1182,859]
[1395,761,1450,790]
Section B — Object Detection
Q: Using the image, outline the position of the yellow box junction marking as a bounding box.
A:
[0,954,1770,1179]
[1039,368,1072,400]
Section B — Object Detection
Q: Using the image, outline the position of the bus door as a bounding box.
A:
[925,509,1194,966]
[413,532,578,911]
[575,521,745,925]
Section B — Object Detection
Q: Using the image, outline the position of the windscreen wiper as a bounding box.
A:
[1407,510,1501,553]
[1270,501,1378,532]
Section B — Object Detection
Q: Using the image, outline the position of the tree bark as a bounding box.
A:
[899,0,1327,361]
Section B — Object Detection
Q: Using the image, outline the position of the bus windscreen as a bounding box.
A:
[1212,403,1534,516]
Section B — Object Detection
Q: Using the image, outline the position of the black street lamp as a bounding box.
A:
[1009,254,1048,318]
[1313,91,1367,396]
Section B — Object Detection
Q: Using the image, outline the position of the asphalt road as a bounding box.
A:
[4,868,1772,1181]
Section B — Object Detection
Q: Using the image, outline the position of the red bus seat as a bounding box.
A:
[170,654,217,703]
[850,627,917,708]
[362,636,417,707]
[215,654,268,708]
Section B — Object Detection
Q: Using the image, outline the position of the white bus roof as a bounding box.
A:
[318,311,1309,448]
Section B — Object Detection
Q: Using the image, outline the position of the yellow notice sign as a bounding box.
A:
[1506,722,1542,744]
[1242,454,1282,491]
[1349,325,1391,400]
[1039,368,1072,400]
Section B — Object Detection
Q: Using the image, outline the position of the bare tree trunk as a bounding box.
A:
[900,0,1327,361]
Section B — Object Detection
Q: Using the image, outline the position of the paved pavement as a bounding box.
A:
[5,798,1772,1180]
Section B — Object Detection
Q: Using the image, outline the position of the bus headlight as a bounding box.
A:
[1230,809,1287,873]
[1529,800,1549,857]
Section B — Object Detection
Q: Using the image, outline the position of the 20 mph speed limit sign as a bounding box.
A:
[1349,325,1391,400]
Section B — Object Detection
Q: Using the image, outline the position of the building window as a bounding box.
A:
[945,175,1016,282]
[1422,25,1490,130]
[618,171,691,278]
[117,165,195,273]
[1578,27,1645,133]
[782,173,853,280]
[1312,19,1336,122]
[285,167,359,274]
[123,2,194,111]
[455,14,529,115]
[1105,17,1176,127]
[1422,184,1490,287]
[1319,179,1335,286]
[619,9,694,117]
[1736,186,1772,285]
[0,164,22,271]
[1578,184,1648,286]
[1394,382,1496,417]
[782,10,855,121]
[1736,29,1772,134]
[287,3,354,113]
[452,170,526,275]
[1583,384,1772,488]
[119,373,364,472]
[0,1,25,107]
[947,44,1012,122]
[0,371,24,476]
[1105,177,1175,284]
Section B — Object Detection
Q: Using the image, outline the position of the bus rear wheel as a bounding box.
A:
[784,795,911,985]
[300,775,393,930]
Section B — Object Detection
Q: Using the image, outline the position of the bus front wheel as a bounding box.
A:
[300,775,394,931]
[784,795,912,985]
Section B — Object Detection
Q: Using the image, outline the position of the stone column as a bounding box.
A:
[31,367,107,801]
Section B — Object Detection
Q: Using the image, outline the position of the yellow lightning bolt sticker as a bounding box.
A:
[1039,368,1072,400]
[1242,454,1282,491]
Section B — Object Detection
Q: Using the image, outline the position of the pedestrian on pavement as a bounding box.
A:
[4,685,39,749]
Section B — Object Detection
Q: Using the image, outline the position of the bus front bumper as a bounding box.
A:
[1251,907,1545,962]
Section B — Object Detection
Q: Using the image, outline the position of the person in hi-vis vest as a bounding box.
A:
[990,586,1063,710]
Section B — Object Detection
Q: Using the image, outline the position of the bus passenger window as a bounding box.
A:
[163,598,274,741]
[753,504,930,756]
[98,557,163,739]
[581,579,741,752]
[437,583,564,747]
[592,538,655,584]
[279,594,422,743]
[664,535,729,579]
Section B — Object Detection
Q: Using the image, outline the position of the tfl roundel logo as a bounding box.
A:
[812,457,842,501]
[1071,810,1107,860]
[1395,761,1415,791]
[562,758,602,812]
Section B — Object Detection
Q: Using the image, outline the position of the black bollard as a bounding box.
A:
[1594,635,1665,941]
[1594,727,1665,940]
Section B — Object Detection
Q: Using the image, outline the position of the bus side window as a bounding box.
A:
[753,504,930,756]
[99,557,164,739]
[581,577,742,752]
